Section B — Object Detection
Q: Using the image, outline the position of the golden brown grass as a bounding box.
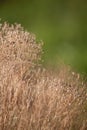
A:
[0,22,87,130]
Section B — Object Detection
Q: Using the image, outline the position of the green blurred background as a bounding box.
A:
[0,0,87,73]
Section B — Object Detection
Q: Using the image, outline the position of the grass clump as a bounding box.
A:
[0,22,87,130]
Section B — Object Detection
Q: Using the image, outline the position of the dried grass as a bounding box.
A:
[0,22,87,130]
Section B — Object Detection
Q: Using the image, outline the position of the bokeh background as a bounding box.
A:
[0,0,87,73]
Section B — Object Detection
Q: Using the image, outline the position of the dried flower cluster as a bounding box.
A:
[0,22,87,130]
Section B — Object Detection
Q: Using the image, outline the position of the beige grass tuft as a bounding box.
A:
[0,22,87,130]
